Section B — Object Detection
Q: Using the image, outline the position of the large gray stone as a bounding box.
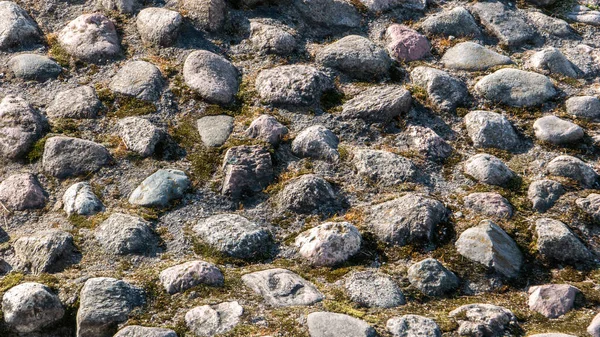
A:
[136,7,182,47]
[3,283,64,333]
[14,230,75,275]
[455,220,523,278]
[110,61,164,101]
[250,21,296,55]
[397,125,453,161]
[183,50,239,105]
[46,86,101,119]
[197,115,234,147]
[411,66,468,112]
[245,115,288,145]
[441,42,512,71]
[449,303,517,337]
[358,0,425,11]
[475,69,556,107]
[407,258,459,297]
[0,95,45,160]
[387,315,442,337]
[341,85,412,123]
[421,7,481,38]
[0,173,47,211]
[63,182,104,216]
[546,155,598,188]
[533,116,584,145]
[180,0,226,31]
[292,125,339,161]
[242,268,323,307]
[8,54,62,81]
[185,301,243,336]
[566,96,600,121]
[589,313,600,337]
[293,0,361,29]
[527,11,574,38]
[0,1,41,50]
[577,193,600,223]
[529,48,580,78]
[159,260,224,294]
[295,222,361,266]
[58,13,121,63]
[308,312,376,337]
[42,136,111,179]
[352,149,416,186]
[528,179,564,213]
[528,284,579,318]
[464,154,515,186]
[568,5,600,26]
[465,111,519,151]
[464,192,513,219]
[118,117,165,157]
[129,169,190,208]
[256,65,333,107]
[221,145,274,199]
[275,174,339,215]
[344,271,405,308]
[95,213,157,255]
[100,0,137,13]
[535,218,593,265]
[470,1,538,49]
[114,326,177,337]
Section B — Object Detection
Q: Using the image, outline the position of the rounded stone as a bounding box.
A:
[46,86,102,119]
[344,271,405,308]
[475,68,556,107]
[464,111,519,151]
[136,7,182,47]
[407,258,459,297]
[2,283,64,333]
[58,13,121,63]
[8,54,62,81]
[63,181,104,216]
[387,315,442,337]
[533,116,584,145]
[183,50,239,105]
[109,60,164,101]
[386,24,430,62]
[159,260,224,294]
[255,65,333,107]
[95,213,157,255]
[464,153,515,186]
[295,222,361,266]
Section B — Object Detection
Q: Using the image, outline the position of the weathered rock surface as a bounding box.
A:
[8,54,62,81]
[566,96,600,121]
[276,174,339,215]
[295,222,361,266]
[136,7,182,47]
[475,69,556,107]
[528,284,580,318]
[42,137,111,178]
[421,7,481,38]
[535,218,593,265]
[183,50,239,105]
[14,230,75,274]
[442,42,512,71]
[114,326,178,337]
[185,301,243,336]
[256,65,333,107]
[222,145,274,199]
[344,271,405,308]
[159,260,224,294]
[411,66,468,111]
[46,86,101,119]
[118,117,164,157]
[464,153,515,186]
[528,179,564,212]
[408,258,459,297]
[464,111,519,151]
[63,182,104,216]
[386,24,430,62]
[307,312,377,337]
[533,116,584,145]
[470,1,538,49]
[0,95,45,160]
[292,125,339,161]
[242,268,323,307]
[180,0,226,31]
[449,303,518,336]
[464,192,513,219]
[352,149,416,186]
[341,85,412,123]
[196,115,234,147]
[110,61,164,101]
[58,13,121,63]
[387,315,442,337]
[129,169,190,208]
[245,115,288,145]
[0,1,41,50]
[2,282,64,333]
[546,155,598,188]
[0,173,47,211]
[95,213,157,255]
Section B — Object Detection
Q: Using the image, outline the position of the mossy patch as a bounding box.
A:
[26,136,49,163]
[46,33,71,68]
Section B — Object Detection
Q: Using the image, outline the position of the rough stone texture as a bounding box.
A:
[0,1,41,50]
[42,136,111,179]
[63,182,104,216]
[100,0,136,13]
[180,0,226,31]
[110,61,164,101]
[568,5,600,26]
[358,0,426,11]
[475,69,556,107]
[455,220,523,278]
[46,86,101,119]
[442,42,512,71]
[242,268,323,307]
[250,21,296,55]
[2,283,64,333]
[256,65,333,107]
[185,301,243,336]
[366,193,448,246]
[352,149,416,186]
[566,96,600,121]
[0,173,47,211]
[464,153,515,186]
[470,1,538,49]
[76,277,144,337]
[14,230,75,275]
[408,258,459,297]
[193,214,272,259]
[386,24,430,62]
[221,145,273,199]
[341,85,412,123]
[159,260,224,294]
[114,326,178,337]
[275,174,339,215]
[387,315,442,337]
[118,117,164,157]
[8,54,62,81]
[0,95,45,160]
[95,213,157,255]
[295,222,361,266]
[307,312,377,337]
[535,218,593,265]
[58,13,121,63]
[463,192,513,219]
[527,11,574,38]
[449,303,517,337]
[589,313,600,337]
[533,116,584,145]
[293,0,361,29]
[546,155,598,188]
[344,271,405,308]
[528,284,580,318]
[464,111,519,151]
[292,125,339,161]
[529,47,580,78]
[421,7,481,38]
[183,50,239,105]
[411,66,468,112]
[577,193,600,223]
[528,179,564,213]
[397,125,453,161]
[197,115,234,147]
[245,115,288,145]
[136,7,182,47]
[316,35,391,80]
[129,169,190,208]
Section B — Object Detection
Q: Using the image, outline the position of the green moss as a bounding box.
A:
[0,272,24,292]
[51,118,80,137]
[320,89,345,113]
[112,96,156,118]
[47,34,70,68]
[26,136,48,163]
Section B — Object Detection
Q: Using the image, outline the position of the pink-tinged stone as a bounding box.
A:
[386,24,430,62]
[159,260,224,294]
[0,173,47,211]
[528,284,579,318]
[588,312,600,337]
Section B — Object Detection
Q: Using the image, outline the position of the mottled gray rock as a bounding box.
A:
[398,125,452,161]
[577,193,600,222]
[535,218,593,265]
[118,117,164,157]
[465,111,519,151]
[110,61,164,101]
[14,230,75,275]
[475,69,556,107]
[180,0,226,31]
[194,214,271,259]
[358,0,426,11]
[464,154,515,186]
[366,193,448,246]
[63,182,104,216]
[46,86,101,119]
[250,21,296,55]
[256,65,333,107]
[42,136,111,179]
[408,258,459,297]
[221,145,274,199]
[566,96,600,121]
[183,50,239,105]
[533,116,584,145]
[527,12,574,38]
[159,260,224,294]
[242,269,323,307]
[470,1,538,49]
[341,85,412,123]
[421,7,481,38]
[589,313,600,337]
[136,7,182,47]
[0,1,41,50]
[528,179,564,213]
[352,149,416,186]
[0,95,45,160]
[8,54,62,81]
[129,169,190,208]
[316,35,391,80]
[276,174,339,215]
[568,5,600,26]
[292,125,339,161]
[387,315,442,337]
[344,271,405,308]
[528,284,579,318]
[3,283,64,333]
[546,155,598,188]
[293,0,361,29]
[77,277,144,337]
[58,13,121,63]
[449,303,517,337]
[563,44,600,79]
[529,48,580,78]
[307,312,377,337]
[100,0,136,13]
[464,192,513,219]
[411,66,467,112]
[185,301,243,337]
[95,213,157,255]
[442,42,512,71]
[114,326,177,337]
[245,115,288,145]
[197,115,234,147]
[295,222,361,266]
[0,173,47,211]
[455,220,523,278]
